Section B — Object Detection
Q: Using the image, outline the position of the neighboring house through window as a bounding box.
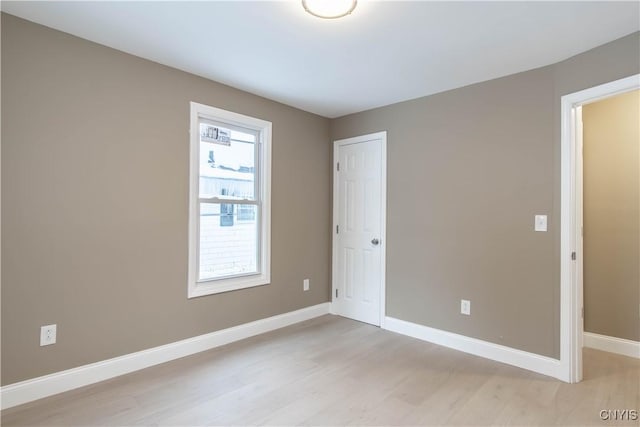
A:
[188,102,271,297]
[237,204,256,221]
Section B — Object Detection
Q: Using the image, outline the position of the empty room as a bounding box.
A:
[1,1,639,426]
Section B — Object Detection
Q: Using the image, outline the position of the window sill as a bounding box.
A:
[188,273,270,298]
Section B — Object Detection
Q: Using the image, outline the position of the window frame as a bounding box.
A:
[188,102,271,298]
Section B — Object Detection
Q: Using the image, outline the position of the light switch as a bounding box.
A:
[535,215,547,232]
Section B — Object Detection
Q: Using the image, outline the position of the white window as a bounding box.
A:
[188,102,271,298]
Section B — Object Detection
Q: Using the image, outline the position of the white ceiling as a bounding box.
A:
[2,1,639,118]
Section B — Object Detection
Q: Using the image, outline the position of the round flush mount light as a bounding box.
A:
[302,0,357,19]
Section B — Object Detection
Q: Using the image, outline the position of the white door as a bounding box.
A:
[333,132,386,326]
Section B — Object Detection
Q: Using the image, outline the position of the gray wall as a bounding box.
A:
[1,14,331,385]
[331,32,640,358]
[583,90,639,342]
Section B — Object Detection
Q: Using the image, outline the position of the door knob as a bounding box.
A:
[371,238,380,245]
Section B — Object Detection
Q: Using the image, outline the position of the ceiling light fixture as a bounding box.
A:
[302,0,357,19]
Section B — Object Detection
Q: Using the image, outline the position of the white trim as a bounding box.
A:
[380,133,387,328]
[188,102,272,298]
[583,332,640,359]
[560,74,640,383]
[575,104,585,381]
[384,317,563,380]
[332,131,387,327]
[0,303,331,410]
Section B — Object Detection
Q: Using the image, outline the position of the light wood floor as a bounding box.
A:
[2,315,639,426]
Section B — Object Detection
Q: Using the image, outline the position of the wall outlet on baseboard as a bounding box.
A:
[40,324,57,346]
[460,300,471,316]
[303,279,310,291]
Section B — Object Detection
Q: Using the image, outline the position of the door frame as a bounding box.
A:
[332,131,387,327]
[559,73,639,383]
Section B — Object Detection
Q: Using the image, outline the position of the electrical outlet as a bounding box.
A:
[534,215,547,232]
[460,300,471,316]
[303,279,310,291]
[40,324,57,346]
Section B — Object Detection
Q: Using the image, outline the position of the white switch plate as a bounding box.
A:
[535,215,547,232]
[460,300,471,316]
[303,279,310,291]
[40,324,57,346]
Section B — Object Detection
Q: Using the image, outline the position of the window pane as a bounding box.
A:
[199,204,258,281]
[199,123,256,200]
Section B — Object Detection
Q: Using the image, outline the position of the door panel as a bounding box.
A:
[334,137,384,326]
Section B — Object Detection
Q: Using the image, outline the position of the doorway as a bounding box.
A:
[560,74,640,383]
[332,132,387,326]
[582,91,640,362]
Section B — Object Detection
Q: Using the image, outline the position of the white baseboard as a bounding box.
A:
[329,300,337,315]
[1,302,331,410]
[383,316,563,380]
[583,332,640,359]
